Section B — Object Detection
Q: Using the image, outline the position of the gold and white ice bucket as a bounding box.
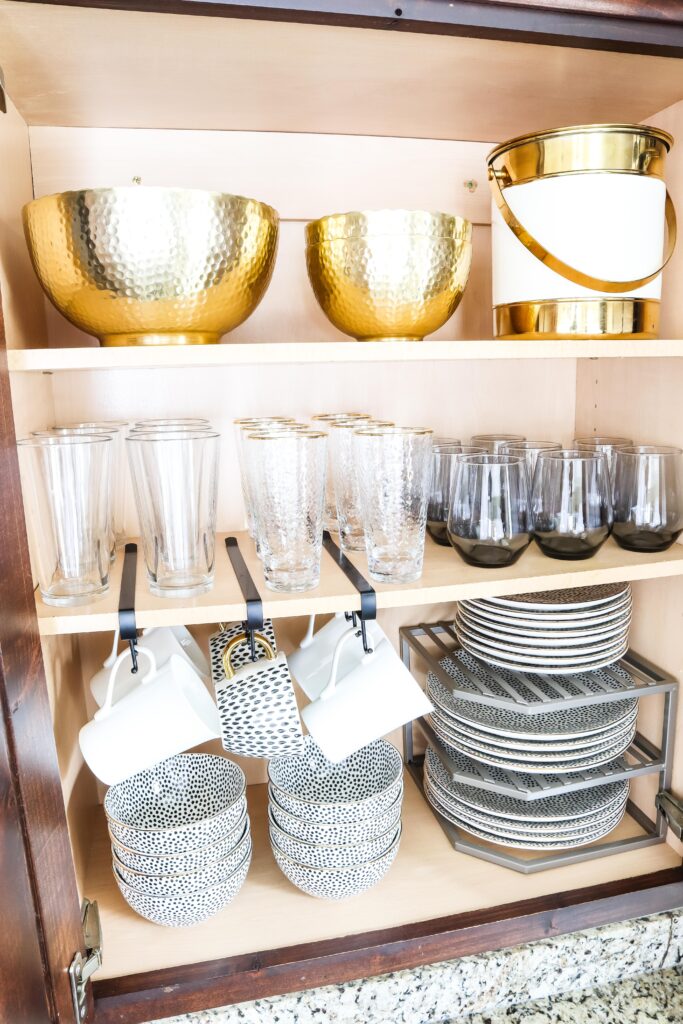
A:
[487,123,676,340]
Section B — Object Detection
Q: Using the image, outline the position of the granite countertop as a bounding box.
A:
[460,965,683,1023]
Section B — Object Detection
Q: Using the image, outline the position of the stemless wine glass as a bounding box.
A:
[612,445,683,551]
[330,419,394,551]
[448,454,531,567]
[471,433,527,453]
[499,440,562,481]
[245,430,327,592]
[17,434,113,605]
[311,413,372,532]
[531,449,613,560]
[427,443,486,545]
[127,429,220,597]
[354,426,433,584]
[573,435,633,477]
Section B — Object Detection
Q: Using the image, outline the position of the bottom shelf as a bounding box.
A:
[85,771,681,982]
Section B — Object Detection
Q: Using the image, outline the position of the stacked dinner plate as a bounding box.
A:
[426,654,638,774]
[268,738,403,900]
[423,745,630,850]
[106,753,251,926]
[455,584,632,674]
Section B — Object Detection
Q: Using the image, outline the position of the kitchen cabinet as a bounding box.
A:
[1,3,683,1022]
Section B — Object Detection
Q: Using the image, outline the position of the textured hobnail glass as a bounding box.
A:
[17,434,113,606]
[448,453,531,568]
[354,426,433,584]
[311,413,372,532]
[612,445,683,551]
[531,450,613,560]
[245,430,327,592]
[330,418,394,551]
[233,417,300,537]
[127,430,220,597]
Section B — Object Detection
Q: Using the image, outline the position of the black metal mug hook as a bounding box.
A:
[225,537,264,663]
[118,543,139,673]
[322,532,376,655]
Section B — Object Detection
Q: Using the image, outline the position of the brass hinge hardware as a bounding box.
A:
[68,899,103,1022]
[656,791,683,840]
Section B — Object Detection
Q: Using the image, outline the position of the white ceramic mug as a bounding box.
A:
[301,626,433,763]
[89,625,210,707]
[79,645,221,785]
[289,613,367,700]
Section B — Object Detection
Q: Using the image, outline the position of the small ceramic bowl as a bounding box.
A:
[268,738,403,824]
[114,843,252,926]
[268,786,402,844]
[271,826,401,900]
[105,754,246,855]
[268,808,400,869]
[113,828,252,896]
[109,806,249,874]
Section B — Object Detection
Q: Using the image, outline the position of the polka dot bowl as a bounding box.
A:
[269,807,400,869]
[268,785,402,844]
[113,842,252,926]
[105,754,246,855]
[109,805,249,874]
[112,825,252,896]
[268,738,403,824]
[271,826,402,900]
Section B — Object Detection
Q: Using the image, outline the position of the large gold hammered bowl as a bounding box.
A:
[306,209,472,342]
[23,187,279,346]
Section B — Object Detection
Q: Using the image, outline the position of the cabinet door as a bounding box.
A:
[0,308,87,1024]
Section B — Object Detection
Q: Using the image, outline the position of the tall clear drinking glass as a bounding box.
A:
[427,443,486,546]
[56,421,128,547]
[499,440,562,481]
[134,418,211,429]
[448,454,531,567]
[573,435,633,477]
[127,430,220,597]
[471,433,526,453]
[311,413,372,531]
[354,426,433,584]
[330,418,394,551]
[17,434,113,606]
[531,450,613,560]
[612,445,683,551]
[245,430,327,592]
[234,417,299,536]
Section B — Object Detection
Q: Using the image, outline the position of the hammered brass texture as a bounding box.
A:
[495,298,660,341]
[306,209,472,342]
[23,187,279,346]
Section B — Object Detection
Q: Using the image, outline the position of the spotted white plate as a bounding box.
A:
[428,703,638,752]
[426,656,639,739]
[458,635,629,675]
[429,716,630,774]
[482,584,630,611]
[455,614,630,658]
[424,778,627,849]
[460,593,632,624]
[456,604,632,643]
[424,746,629,821]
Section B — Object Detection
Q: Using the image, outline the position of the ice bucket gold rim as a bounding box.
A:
[306,208,472,246]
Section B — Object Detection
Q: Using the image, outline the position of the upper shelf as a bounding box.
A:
[10,339,683,373]
[36,531,683,637]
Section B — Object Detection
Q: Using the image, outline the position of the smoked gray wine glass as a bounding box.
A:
[447,453,531,567]
[355,426,433,584]
[573,435,633,477]
[612,445,683,551]
[427,443,485,546]
[499,440,562,481]
[531,449,613,560]
[127,429,220,597]
[470,433,526,453]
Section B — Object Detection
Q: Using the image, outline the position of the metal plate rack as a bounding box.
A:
[400,621,678,873]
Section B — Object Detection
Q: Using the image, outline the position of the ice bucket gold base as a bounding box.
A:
[494,298,659,341]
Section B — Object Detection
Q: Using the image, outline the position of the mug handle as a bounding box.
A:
[102,626,120,669]
[299,615,316,649]
[319,628,360,702]
[94,645,157,721]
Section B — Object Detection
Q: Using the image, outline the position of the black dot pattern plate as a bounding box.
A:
[482,584,630,610]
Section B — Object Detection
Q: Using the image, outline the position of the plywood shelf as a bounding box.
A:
[10,339,683,373]
[36,532,683,637]
[86,774,680,982]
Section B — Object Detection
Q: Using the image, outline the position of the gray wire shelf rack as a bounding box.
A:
[399,620,678,873]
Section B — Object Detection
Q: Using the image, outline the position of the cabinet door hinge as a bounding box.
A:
[0,66,6,114]
[68,899,102,1022]
[656,791,683,840]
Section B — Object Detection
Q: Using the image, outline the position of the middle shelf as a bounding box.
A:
[36,531,683,636]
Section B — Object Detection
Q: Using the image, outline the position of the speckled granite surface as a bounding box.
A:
[147,909,683,1024]
[461,965,683,1023]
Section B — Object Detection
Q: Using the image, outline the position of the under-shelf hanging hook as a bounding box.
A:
[322,531,376,655]
[118,543,139,673]
[225,536,264,662]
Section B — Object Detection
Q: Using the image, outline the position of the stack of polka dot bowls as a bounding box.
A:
[106,753,251,926]
[268,738,403,900]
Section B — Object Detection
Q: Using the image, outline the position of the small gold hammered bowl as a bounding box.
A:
[306,209,472,342]
[23,187,279,346]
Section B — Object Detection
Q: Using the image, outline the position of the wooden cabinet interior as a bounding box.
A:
[1,4,683,1021]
